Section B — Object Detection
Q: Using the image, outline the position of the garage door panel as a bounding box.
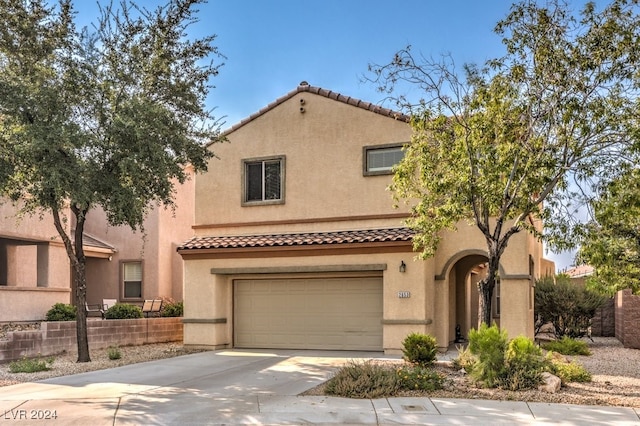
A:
[234,277,382,351]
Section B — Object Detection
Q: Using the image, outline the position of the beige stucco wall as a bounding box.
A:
[196,91,412,233]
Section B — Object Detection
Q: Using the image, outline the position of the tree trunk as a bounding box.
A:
[52,206,91,362]
[73,214,91,363]
[477,251,500,328]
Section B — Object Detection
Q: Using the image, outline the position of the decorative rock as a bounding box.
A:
[539,372,562,393]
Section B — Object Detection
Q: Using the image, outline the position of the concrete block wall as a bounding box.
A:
[0,317,183,363]
[591,297,615,337]
[615,289,640,349]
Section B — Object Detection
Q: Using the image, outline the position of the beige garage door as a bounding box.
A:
[234,276,383,351]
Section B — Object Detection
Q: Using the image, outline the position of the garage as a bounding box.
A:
[234,276,383,351]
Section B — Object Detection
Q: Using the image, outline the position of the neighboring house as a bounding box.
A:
[80,167,195,308]
[0,201,72,321]
[0,168,195,322]
[563,264,594,288]
[178,82,555,353]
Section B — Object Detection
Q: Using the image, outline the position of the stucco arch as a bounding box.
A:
[435,249,506,281]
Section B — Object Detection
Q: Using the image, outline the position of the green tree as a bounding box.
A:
[0,0,222,362]
[579,168,640,295]
[534,275,606,338]
[368,0,640,326]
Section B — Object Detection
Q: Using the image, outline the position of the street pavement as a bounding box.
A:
[0,349,638,425]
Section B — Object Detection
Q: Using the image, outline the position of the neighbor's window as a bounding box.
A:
[242,156,285,205]
[122,261,142,299]
[363,143,405,175]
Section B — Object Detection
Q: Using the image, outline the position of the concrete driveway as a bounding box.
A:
[0,349,638,425]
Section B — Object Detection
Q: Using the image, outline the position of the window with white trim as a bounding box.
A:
[363,144,405,175]
[122,261,142,299]
[242,156,285,205]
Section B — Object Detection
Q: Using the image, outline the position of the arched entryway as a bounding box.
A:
[437,251,506,345]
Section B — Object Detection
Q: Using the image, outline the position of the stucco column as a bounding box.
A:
[499,278,534,339]
[183,262,231,348]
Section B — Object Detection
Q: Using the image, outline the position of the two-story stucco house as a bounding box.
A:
[178,82,554,353]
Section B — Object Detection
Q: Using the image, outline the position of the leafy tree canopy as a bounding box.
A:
[0,0,222,361]
[579,168,640,295]
[368,0,640,325]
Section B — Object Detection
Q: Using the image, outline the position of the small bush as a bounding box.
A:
[396,364,444,391]
[547,353,592,383]
[107,345,122,360]
[325,360,401,398]
[542,336,591,356]
[402,332,438,366]
[9,356,54,373]
[500,336,548,391]
[45,303,76,321]
[104,303,143,319]
[161,301,184,317]
[452,345,476,373]
[468,323,508,388]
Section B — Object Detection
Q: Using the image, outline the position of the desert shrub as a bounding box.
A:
[396,364,444,391]
[452,345,476,373]
[500,336,548,390]
[161,301,184,317]
[45,303,76,321]
[325,360,401,398]
[9,356,54,373]
[535,275,606,339]
[107,345,122,360]
[547,355,592,383]
[542,336,591,356]
[104,303,143,319]
[401,332,438,366]
[468,323,508,388]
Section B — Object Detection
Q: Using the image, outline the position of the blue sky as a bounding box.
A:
[72,0,594,270]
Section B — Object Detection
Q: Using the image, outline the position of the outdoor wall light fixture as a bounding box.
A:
[399,261,406,273]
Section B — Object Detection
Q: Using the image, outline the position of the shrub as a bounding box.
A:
[535,275,607,339]
[161,301,184,317]
[547,354,592,383]
[468,323,508,388]
[542,336,591,356]
[9,356,54,373]
[500,336,548,390]
[104,303,143,319]
[325,360,401,398]
[402,332,438,366]
[396,364,444,391]
[45,303,76,321]
[107,345,122,360]
[452,345,476,373]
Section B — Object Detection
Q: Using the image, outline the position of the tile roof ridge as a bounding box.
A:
[220,82,409,137]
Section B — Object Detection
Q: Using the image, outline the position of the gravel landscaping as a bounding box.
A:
[0,337,638,408]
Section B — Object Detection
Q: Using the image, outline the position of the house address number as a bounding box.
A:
[397,291,411,298]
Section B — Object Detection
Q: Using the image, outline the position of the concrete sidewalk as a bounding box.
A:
[0,349,638,425]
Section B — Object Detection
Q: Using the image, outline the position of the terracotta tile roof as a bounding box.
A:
[178,227,414,251]
[564,264,594,278]
[222,82,410,136]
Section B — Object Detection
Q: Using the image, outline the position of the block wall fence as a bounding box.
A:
[616,289,640,349]
[0,317,183,363]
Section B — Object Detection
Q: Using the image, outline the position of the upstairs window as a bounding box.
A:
[363,144,405,175]
[242,156,285,205]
